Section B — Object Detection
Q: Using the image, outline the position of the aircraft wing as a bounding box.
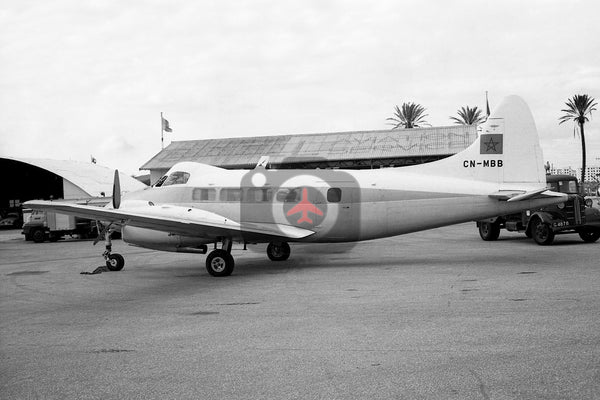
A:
[488,189,568,202]
[23,200,315,241]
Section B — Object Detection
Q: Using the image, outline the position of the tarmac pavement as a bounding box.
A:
[1,224,599,399]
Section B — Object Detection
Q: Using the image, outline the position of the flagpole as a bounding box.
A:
[161,111,164,150]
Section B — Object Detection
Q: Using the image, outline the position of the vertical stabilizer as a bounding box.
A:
[414,95,546,186]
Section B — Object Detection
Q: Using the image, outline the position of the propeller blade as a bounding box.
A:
[112,170,121,209]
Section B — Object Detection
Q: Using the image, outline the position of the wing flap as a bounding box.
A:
[23,200,314,240]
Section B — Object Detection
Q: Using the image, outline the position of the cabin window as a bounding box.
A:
[220,188,242,202]
[246,188,272,202]
[276,188,300,202]
[162,171,190,186]
[327,188,342,202]
[192,188,216,201]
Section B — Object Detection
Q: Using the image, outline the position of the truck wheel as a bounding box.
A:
[32,229,46,243]
[531,219,554,245]
[106,254,125,271]
[578,229,600,243]
[478,222,500,241]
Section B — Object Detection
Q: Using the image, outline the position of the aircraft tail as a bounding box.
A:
[415,95,546,189]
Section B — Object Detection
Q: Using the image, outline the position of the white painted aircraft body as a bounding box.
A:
[25,95,567,276]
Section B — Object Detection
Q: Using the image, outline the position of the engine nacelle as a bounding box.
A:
[122,226,211,253]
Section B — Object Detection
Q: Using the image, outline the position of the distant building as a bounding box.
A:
[1,157,147,215]
[584,165,600,182]
[550,166,578,177]
[550,165,600,182]
[141,125,477,184]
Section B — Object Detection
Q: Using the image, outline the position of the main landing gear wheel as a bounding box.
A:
[106,253,125,271]
[267,241,291,261]
[478,221,500,241]
[531,219,555,245]
[206,249,235,277]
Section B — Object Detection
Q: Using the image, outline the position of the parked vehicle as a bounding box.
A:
[21,197,112,243]
[477,174,600,245]
[0,212,23,229]
[22,210,99,242]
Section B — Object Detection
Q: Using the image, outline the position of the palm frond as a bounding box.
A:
[450,105,486,125]
[387,101,429,129]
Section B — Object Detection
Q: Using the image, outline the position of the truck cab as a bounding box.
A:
[477,174,600,245]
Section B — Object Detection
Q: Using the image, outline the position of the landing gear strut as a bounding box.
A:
[206,238,234,277]
[101,228,124,271]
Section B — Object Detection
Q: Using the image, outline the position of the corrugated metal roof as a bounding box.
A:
[141,125,477,170]
[5,157,147,196]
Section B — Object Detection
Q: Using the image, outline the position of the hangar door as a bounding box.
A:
[0,159,63,212]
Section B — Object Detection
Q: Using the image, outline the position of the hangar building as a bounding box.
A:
[1,157,147,217]
[141,125,477,184]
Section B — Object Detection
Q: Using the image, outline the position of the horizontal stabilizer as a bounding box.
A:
[488,188,567,202]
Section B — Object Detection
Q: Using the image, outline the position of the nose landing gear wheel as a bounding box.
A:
[106,253,125,271]
[206,249,235,277]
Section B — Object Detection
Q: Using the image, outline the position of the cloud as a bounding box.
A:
[1,0,599,172]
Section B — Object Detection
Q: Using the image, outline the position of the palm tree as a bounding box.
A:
[449,106,487,125]
[387,102,429,129]
[558,94,597,183]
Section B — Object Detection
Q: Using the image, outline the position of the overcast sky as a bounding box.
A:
[1,0,599,175]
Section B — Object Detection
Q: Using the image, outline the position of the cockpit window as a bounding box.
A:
[161,171,190,187]
[153,175,167,187]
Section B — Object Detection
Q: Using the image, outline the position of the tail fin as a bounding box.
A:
[416,95,546,187]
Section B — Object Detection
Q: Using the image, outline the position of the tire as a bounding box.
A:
[206,249,234,277]
[32,229,46,243]
[267,241,291,261]
[531,219,555,245]
[478,221,500,241]
[578,229,600,243]
[106,253,125,271]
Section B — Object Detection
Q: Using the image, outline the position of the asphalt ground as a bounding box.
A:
[1,224,599,400]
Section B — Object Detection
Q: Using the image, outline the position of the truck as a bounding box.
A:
[22,197,110,243]
[476,174,600,245]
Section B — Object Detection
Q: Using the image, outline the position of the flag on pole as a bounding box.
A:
[162,116,173,132]
[90,155,97,164]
